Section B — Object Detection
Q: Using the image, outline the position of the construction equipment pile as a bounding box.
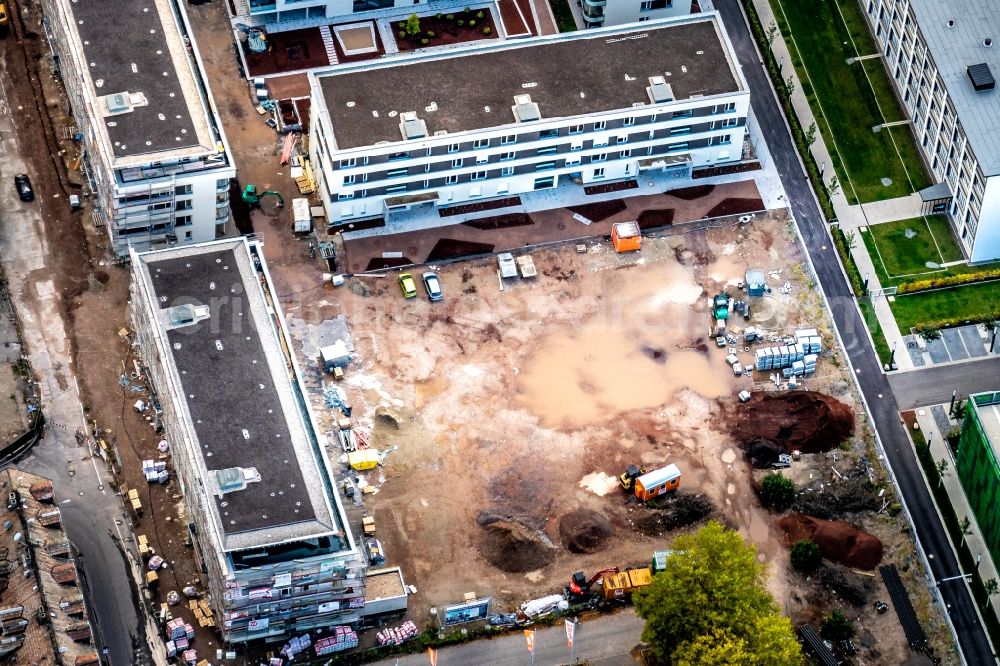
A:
[376,620,419,646]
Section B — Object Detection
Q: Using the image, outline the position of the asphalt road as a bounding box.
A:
[374,611,643,666]
[889,357,1000,410]
[0,45,153,666]
[713,1,995,662]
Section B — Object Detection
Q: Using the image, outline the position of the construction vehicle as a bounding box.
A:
[241,184,284,208]
[234,23,268,53]
[619,465,648,492]
[713,292,731,320]
[568,566,653,603]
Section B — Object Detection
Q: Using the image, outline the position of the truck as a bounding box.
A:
[567,566,653,604]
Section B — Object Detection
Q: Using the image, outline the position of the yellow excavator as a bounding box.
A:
[619,465,648,492]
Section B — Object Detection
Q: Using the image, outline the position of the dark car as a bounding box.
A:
[14,174,34,202]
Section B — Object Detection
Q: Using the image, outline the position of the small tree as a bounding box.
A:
[960,516,972,547]
[984,578,999,609]
[483,26,492,35]
[805,121,818,146]
[759,472,796,511]
[404,12,421,36]
[827,174,841,197]
[784,76,795,98]
[766,21,778,47]
[790,540,822,572]
[820,610,854,641]
[936,458,949,488]
[920,326,942,341]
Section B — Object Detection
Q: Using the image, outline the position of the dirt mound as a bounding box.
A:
[731,391,854,453]
[635,492,715,537]
[477,511,557,572]
[745,438,784,468]
[558,510,613,553]
[777,513,883,570]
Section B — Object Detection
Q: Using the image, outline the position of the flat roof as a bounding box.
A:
[133,240,342,552]
[64,0,216,163]
[909,0,1000,174]
[973,395,1000,461]
[316,14,742,150]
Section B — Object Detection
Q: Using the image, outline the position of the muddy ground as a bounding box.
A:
[282,214,950,662]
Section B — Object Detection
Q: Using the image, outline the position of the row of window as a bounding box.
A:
[336,105,739,168]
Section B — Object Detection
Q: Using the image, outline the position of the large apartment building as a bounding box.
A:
[864,0,1000,262]
[308,14,750,227]
[130,238,366,644]
[582,0,693,29]
[240,0,436,29]
[41,0,236,257]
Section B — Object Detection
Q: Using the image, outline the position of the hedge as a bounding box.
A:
[912,310,1000,336]
[832,227,865,296]
[897,268,1000,294]
[740,0,835,220]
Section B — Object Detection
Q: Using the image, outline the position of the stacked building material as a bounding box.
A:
[314,626,358,655]
[376,620,418,646]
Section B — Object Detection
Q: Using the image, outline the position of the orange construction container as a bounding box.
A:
[611,222,642,253]
[634,464,681,501]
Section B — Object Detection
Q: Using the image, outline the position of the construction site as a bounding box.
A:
[276,210,954,663]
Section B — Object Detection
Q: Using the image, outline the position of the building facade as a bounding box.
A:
[41,0,236,257]
[240,0,437,30]
[582,0,693,29]
[308,14,750,227]
[130,239,366,644]
[956,392,1000,568]
[863,0,1000,262]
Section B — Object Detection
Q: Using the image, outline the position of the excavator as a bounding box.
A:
[567,568,619,601]
[241,184,284,209]
[619,465,648,492]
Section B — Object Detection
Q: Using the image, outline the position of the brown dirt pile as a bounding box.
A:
[731,391,854,453]
[476,511,557,573]
[558,510,613,554]
[778,513,883,570]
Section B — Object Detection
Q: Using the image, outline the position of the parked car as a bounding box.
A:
[398,273,417,299]
[422,272,443,302]
[13,174,33,202]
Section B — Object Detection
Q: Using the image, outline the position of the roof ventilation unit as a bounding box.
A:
[985,38,994,48]
[165,303,211,329]
[512,94,540,122]
[968,63,996,91]
[947,19,955,28]
[105,92,133,115]
[647,76,675,104]
[399,111,428,140]
[213,467,262,497]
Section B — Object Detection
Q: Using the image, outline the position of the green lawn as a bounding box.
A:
[890,281,1000,332]
[771,0,930,204]
[863,216,961,279]
[549,0,577,32]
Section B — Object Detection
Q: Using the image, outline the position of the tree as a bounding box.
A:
[960,516,972,547]
[404,12,421,36]
[790,540,822,572]
[820,610,854,641]
[936,458,949,488]
[759,473,796,511]
[805,121,817,146]
[633,521,803,665]
[984,578,998,609]
[784,76,795,98]
[827,174,841,197]
[765,21,778,47]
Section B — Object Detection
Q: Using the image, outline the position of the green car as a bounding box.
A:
[398,273,417,298]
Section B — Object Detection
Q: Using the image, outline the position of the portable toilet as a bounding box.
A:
[320,340,352,372]
[651,549,674,573]
[745,269,767,297]
[611,222,642,253]
[634,464,681,501]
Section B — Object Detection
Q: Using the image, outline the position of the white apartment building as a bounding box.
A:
[41,0,236,257]
[308,14,750,228]
[238,0,437,30]
[582,0,694,29]
[130,239,367,644]
[864,0,1000,262]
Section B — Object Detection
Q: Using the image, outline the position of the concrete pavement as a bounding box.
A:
[374,611,643,666]
[716,0,995,660]
[889,356,1000,411]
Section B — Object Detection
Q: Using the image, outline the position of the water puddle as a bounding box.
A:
[517,321,733,429]
[579,472,619,496]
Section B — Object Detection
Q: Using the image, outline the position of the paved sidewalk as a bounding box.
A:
[912,407,1000,624]
[748,0,912,370]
